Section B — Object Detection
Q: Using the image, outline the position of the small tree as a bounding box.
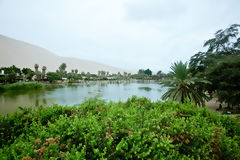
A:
[81,72,85,76]
[86,72,91,80]
[59,63,67,71]
[22,68,34,81]
[144,69,152,76]
[58,63,67,78]
[75,69,78,74]
[47,72,61,83]
[138,69,145,74]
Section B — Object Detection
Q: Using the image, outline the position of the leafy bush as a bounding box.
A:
[46,72,61,83]
[0,96,239,159]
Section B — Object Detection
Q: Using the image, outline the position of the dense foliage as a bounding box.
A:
[22,68,34,81]
[189,24,240,108]
[0,65,22,83]
[131,69,164,80]
[46,72,62,83]
[0,97,239,160]
[161,61,210,106]
[206,55,240,107]
[138,69,152,76]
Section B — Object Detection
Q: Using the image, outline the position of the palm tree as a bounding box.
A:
[161,61,210,106]
[59,63,67,72]
[34,64,39,72]
[101,71,106,77]
[58,63,67,79]
[75,69,78,74]
[98,71,101,77]
[42,66,47,79]
[81,72,85,76]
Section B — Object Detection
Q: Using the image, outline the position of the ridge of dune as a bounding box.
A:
[0,35,131,74]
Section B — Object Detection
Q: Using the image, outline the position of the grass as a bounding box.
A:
[1,82,45,91]
[0,85,4,92]
[0,96,239,159]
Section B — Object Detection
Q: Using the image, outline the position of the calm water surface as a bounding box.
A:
[0,81,167,114]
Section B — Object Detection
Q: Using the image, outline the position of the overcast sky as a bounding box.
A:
[0,0,239,73]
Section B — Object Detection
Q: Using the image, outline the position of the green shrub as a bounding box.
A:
[0,97,239,159]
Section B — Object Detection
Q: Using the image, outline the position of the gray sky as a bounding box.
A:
[0,0,239,73]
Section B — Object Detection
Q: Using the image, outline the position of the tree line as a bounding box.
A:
[0,63,166,84]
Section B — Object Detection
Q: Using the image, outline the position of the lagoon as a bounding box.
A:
[0,81,167,114]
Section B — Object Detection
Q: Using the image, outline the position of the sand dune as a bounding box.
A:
[0,35,130,74]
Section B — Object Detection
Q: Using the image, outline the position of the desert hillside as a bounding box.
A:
[0,35,129,74]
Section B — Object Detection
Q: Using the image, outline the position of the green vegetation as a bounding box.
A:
[189,24,240,109]
[0,85,4,92]
[1,82,45,91]
[206,55,240,108]
[138,87,152,91]
[57,63,67,79]
[46,72,61,83]
[22,68,34,81]
[138,69,152,76]
[131,69,165,80]
[159,24,240,111]
[161,61,210,106]
[0,24,239,159]
[0,97,239,159]
[0,63,137,84]
[0,65,22,83]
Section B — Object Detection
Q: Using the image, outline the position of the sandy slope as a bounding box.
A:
[0,35,130,74]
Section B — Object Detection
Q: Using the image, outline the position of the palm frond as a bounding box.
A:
[161,61,210,107]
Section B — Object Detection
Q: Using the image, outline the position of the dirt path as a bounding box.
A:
[205,98,227,113]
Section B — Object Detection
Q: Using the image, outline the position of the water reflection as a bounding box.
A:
[0,81,167,114]
[138,87,152,91]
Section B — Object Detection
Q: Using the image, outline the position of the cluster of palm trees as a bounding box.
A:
[71,69,78,74]
[34,64,47,80]
[98,70,109,78]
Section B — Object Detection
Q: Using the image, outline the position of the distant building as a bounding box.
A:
[0,70,6,77]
